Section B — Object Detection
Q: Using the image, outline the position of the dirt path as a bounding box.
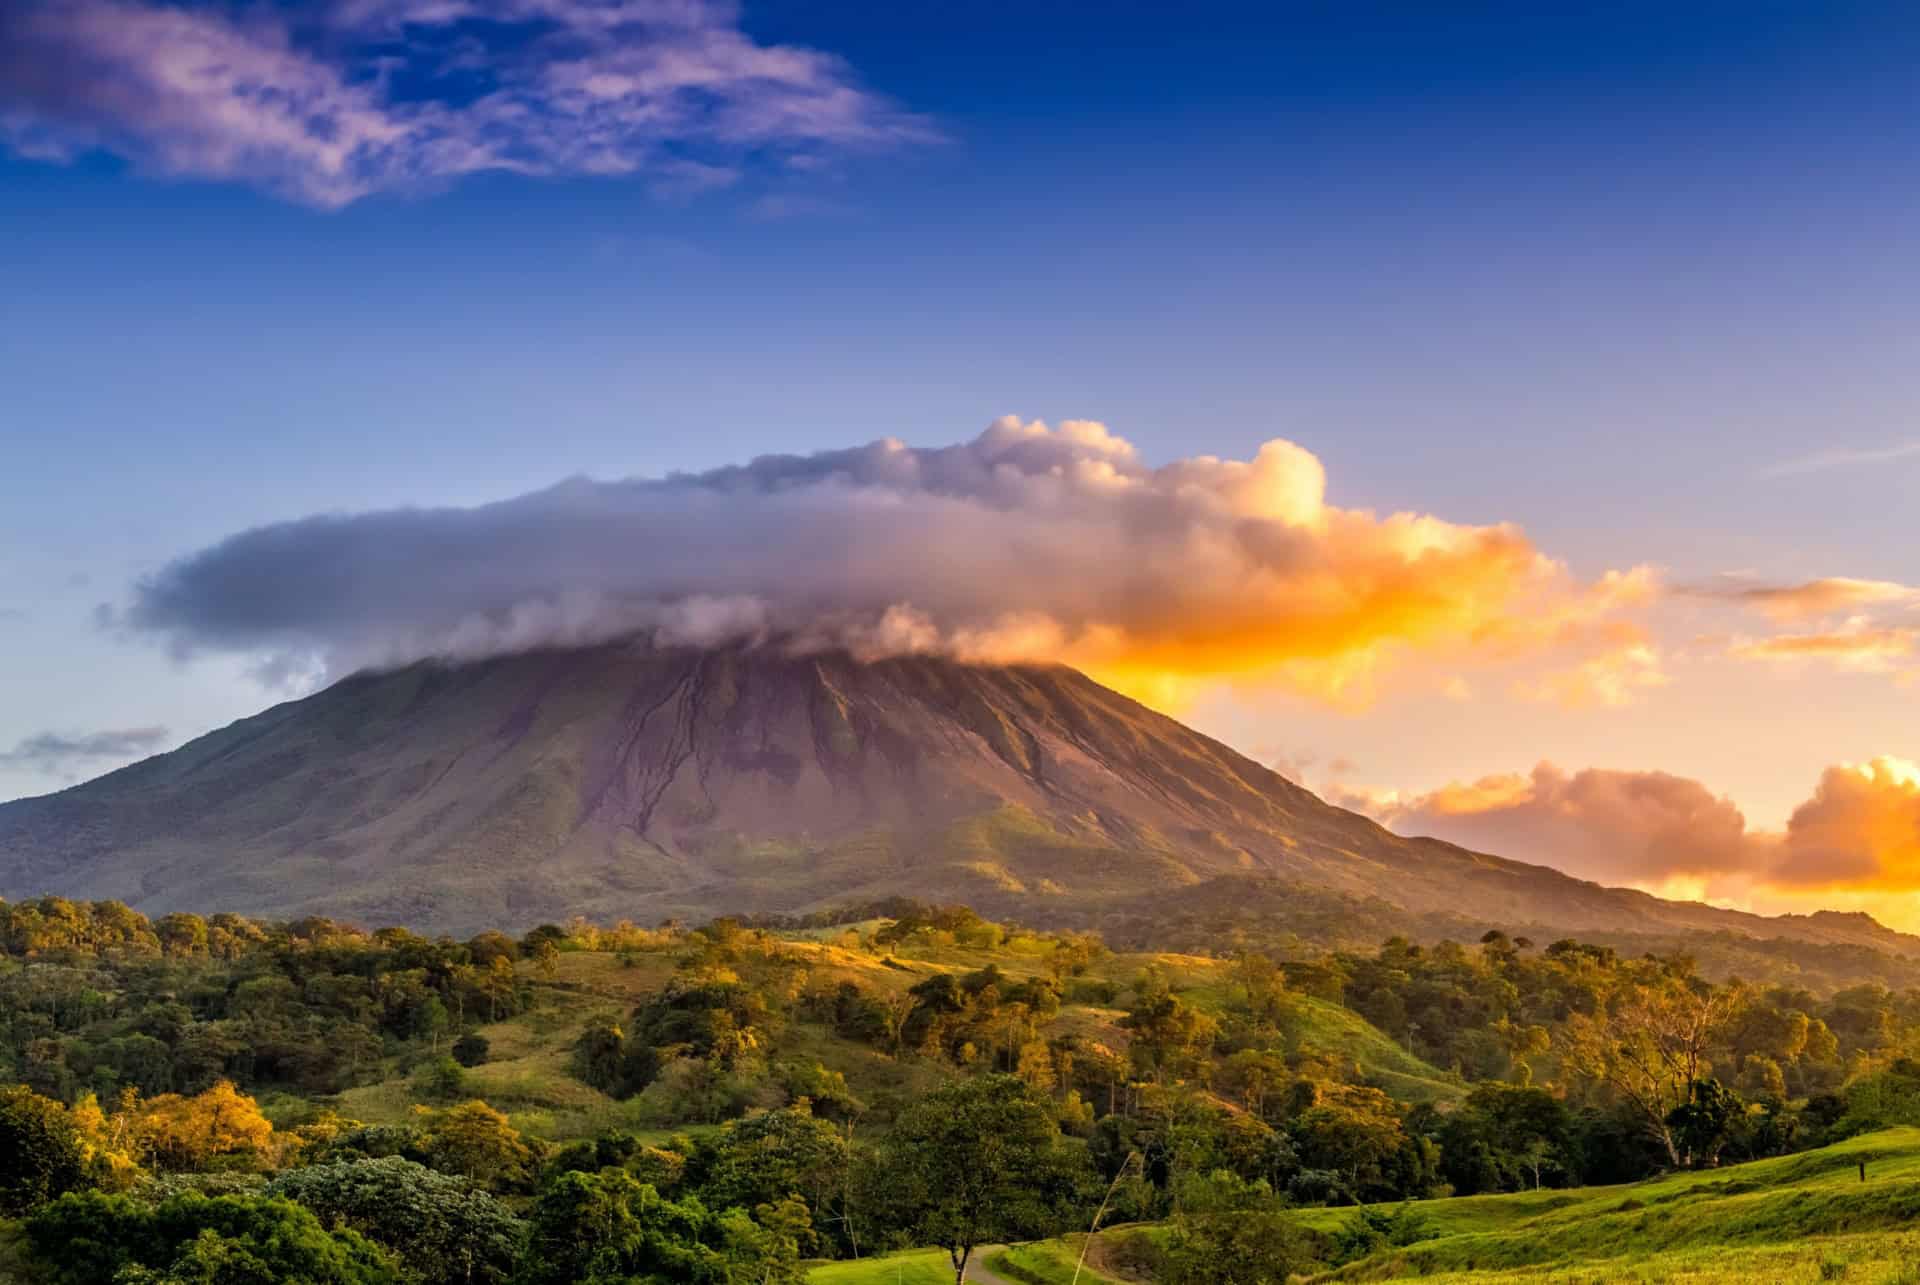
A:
[963,1245,1021,1285]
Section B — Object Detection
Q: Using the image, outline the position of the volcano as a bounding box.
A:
[0,644,1913,950]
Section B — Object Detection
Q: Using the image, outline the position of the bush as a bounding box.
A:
[1331,1203,1435,1265]
[1158,1210,1323,1284]
[1286,1168,1346,1205]
[415,1056,470,1102]
[324,1124,426,1162]
[1065,980,1119,1006]
[452,1034,491,1068]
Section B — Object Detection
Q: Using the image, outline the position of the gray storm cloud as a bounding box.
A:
[122,417,1603,695]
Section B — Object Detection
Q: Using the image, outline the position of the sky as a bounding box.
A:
[2,0,1918,924]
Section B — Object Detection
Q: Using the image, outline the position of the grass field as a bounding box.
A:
[1280,996,1463,1104]
[987,1237,1122,1284]
[1348,1233,1920,1284]
[806,1247,960,1284]
[804,1239,1124,1285]
[1300,1126,1920,1282]
[816,1129,1920,1283]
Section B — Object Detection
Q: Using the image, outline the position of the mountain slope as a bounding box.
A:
[0,643,1914,951]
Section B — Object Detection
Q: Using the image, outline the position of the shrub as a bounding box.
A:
[1286,1167,1346,1205]
[414,1056,470,1102]
[324,1123,426,1162]
[1066,980,1119,1006]
[452,1034,491,1068]
[1158,1210,1324,1284]
[1331,1203,1435,1265]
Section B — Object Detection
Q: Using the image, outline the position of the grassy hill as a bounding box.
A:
[1302,1126,1920,1281]
[1160,970,1460,1104]
[297,930,1460,1146]
[316,937,944,1141]
[985,1128,1920,1283]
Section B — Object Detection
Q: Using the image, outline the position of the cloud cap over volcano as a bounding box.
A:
[121,417,1645,702]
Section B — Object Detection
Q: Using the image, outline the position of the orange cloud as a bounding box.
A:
[1350,755,1920,921]
[1347,762,1762,886]
[1511,641,1667,709]
[1688,575,1919,684]
[1723,577,1917,622]
[1771,758,1920,890]
[785,422,1656,709]
[1729,625,1916,672]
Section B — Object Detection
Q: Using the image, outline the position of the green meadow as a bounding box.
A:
[895,1128,1920,1284]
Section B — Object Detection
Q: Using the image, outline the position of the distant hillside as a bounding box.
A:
[1061,877,1920,990]
[1,642,1916,961]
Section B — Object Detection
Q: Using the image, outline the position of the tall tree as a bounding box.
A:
[1560,964,1742,1167]
[872,1075,1080,1284]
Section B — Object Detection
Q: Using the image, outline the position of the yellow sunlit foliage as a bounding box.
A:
[134,1079,274,1172]
[415,1099,534,1188]
[66,1090,141,1189]
[288,1107,362,1159]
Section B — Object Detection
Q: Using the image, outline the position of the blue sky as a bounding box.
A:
[3,0,1919,920]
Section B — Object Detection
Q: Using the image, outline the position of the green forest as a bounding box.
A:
[9,896,1920,1283]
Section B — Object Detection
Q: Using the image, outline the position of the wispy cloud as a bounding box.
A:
[1675,574,1920,683]
[1759,440,1920,478]
[0,726,170,775]
[1511,640,1667,709]
[1683,575,1920,622]
[1728,623,1917,674]
[0,0,935,208]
